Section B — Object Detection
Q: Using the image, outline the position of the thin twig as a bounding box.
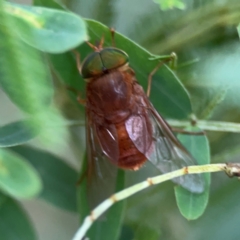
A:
[63,119,240,133]
[168,119,240,133]
[72,163,240,240]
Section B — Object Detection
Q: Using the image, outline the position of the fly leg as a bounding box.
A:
[147,52,177,97]
[66,86,86,105]
[147,54,204,135]
[85,27,115,52]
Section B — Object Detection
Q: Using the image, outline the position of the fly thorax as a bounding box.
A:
[88,71,132,112]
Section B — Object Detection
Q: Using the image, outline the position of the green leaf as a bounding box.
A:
[0,5,69,147]
[0,120,39,147]
[11,146,78,212]
[77,154,126,240]
[153,0,186,11]
[0,193,37,240]
[0,11,53,114]
[175,126,210,220]
[0,149,42,199]
[49,52,85,93]
[198,85,230,120]
[5,2,88,53]
[73,19,192,119]
[88,170,125,240]
[119,225,134,240]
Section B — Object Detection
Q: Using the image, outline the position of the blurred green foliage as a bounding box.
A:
[1,0,240,239]
[154,0,186,10]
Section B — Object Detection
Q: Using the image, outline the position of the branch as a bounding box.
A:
[61,119,240,133]
[168,119,240,133]
[72,163,240,240]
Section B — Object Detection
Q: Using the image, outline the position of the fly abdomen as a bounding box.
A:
[116,122,147,170]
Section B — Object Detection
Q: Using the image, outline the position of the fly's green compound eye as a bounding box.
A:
[81,52,103,78]
[100,47,128,71]
[81,47,129,78]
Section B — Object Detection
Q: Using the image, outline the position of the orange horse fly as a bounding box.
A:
[75,34,204,194]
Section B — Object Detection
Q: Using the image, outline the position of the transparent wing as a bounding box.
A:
[86,110,119,208]
[126,92,204,193]
[125,111,152,155]
[146,104,204,193]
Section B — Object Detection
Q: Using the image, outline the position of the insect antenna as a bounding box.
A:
[86,35,105,52]
[98,35,104,49]
[110,27,116,47]
[72,50,82,73]
[86,41,99,51]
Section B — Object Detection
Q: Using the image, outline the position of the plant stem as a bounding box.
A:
[168,119,240,133]
[72,163,240,240]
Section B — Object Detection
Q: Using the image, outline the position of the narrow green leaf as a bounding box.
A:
[175,126,210,220]
[87,170,125,240]
[119,225,134,240]
[5,2,88,53]
[73,19,192,119]
[0,120,39,147]
[77,153,89,218]
[199,85,230,120]
[0,193,37,240]
[12,146,78,212]
[0,149,42,199]
[77,154,126,240]
[133,225,160,240]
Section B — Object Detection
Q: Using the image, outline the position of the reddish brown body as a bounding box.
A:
[86,68,152,170]
[79,40,204,196]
